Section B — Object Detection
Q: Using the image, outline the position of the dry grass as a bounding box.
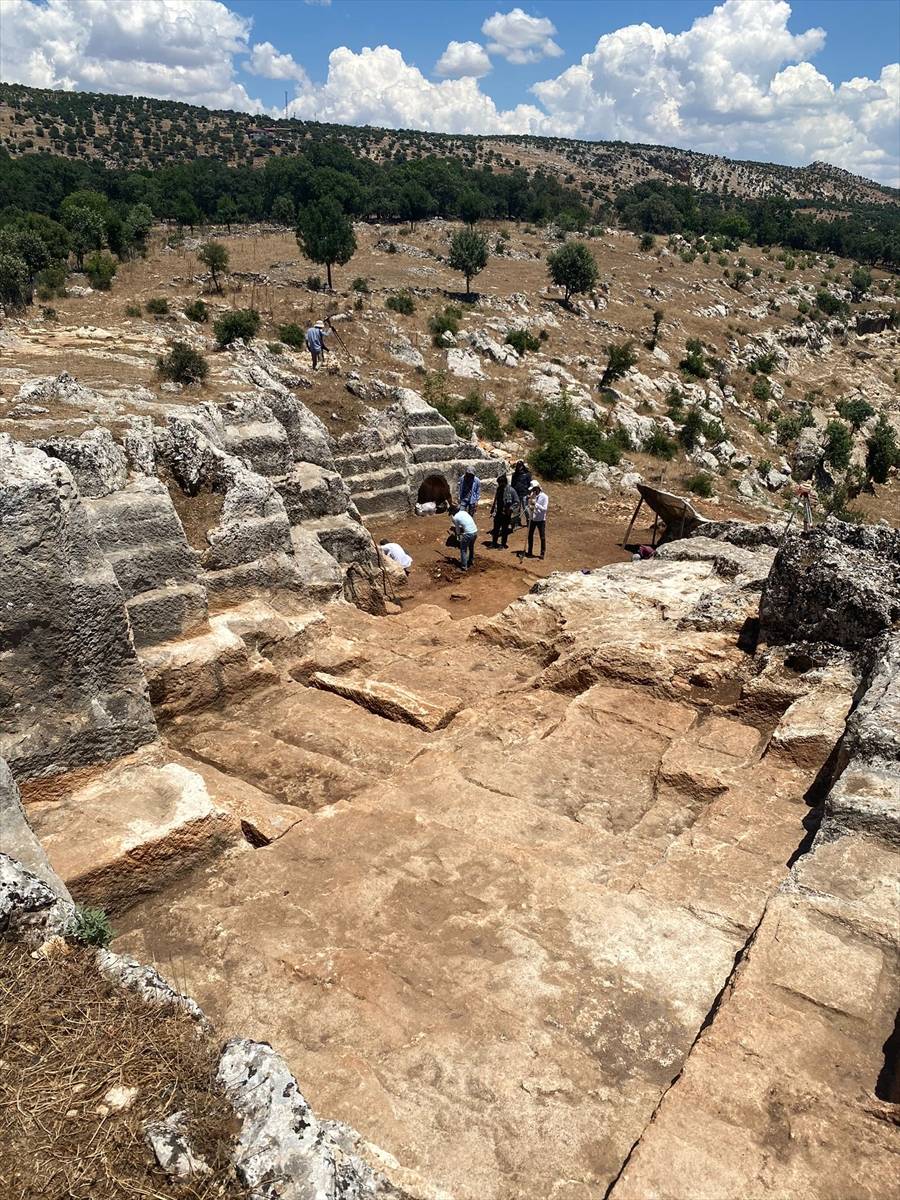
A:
[0,942,245,1200]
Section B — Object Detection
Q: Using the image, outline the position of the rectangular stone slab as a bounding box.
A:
[309,671,461,731]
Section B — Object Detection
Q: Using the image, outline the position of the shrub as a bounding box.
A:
[836,396,875,430]
[267,341,284,355]
[429,305,462,346]
[145,297,169,315]
[352,277,370,293]
[824,419,853,472]
[84,250,117,290]
[505,328,540,356]
[646,428,676,459]
[748,350,778,375]
[685,471,714,498]
[512,400,541,432]
[666,385,685,419]
[385,291,416,315]
[776,414,804,444]
[278,322,305,349]
[640,233,655,251]
[124,303,141,317]
[477,405,504,441]
[815,290,847,317]
[35,262,67,300]
[184,298,208,323]
[757,458,773,476]
[679,338,709,379]
[72,904,113,948]
[157,340,208,385]
[532,431,577,482]
[678,407,705,451]
[866,415,900,484]
[306,274,324,292]
[40,305,57,320]
[599,339,638,389]
[213,307,260,347]
[752,376,772,403]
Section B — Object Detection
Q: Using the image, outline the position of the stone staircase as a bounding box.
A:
[333,390,506,522]
[84,478,208,649]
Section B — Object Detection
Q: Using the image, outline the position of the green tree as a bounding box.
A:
[157,341,209,384]
[849,266,872,301]
[0,227,49,281]
[865,415,900,484]
[546,240,598,302]
[84,250,117,290]
[447,227,489,297]
[123,203,153,257]
[296,198,356,290]
[0,252,31,310]
[198,241,229,293]
[459,190,484,226]
[835,396,875,430]
[271,193,295,226]
[63,205,105,269]
[599,340,638,389]
[216,195,238,231]
[823,419,852,472]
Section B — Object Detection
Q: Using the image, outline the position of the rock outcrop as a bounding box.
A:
[0,436,157,779]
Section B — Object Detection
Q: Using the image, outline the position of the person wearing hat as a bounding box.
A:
[305,320,330,370]
[526,481,549,559]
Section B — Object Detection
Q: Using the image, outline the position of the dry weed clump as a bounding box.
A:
[0,942,245,1200]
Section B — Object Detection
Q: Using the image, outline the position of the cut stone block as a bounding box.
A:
[27,750,243,913]
[309,671,462,731]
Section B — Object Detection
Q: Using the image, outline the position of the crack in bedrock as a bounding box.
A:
[602,904,769,1199]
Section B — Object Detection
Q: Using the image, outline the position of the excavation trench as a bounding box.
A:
[76,551,858,1200]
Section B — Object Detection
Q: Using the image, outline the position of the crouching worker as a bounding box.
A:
[305,320,329,370]
[451,506,477,571]
[379,539,413,574]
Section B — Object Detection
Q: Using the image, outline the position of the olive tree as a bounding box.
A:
[198,241,229,294]
[546,240,598,303]
[447,227,489,297]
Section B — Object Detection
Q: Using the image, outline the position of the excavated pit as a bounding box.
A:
[23,543,879,1200]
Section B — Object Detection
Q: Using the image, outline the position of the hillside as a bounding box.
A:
[1,81,897,211]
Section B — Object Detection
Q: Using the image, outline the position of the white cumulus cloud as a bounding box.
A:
[0,0,267,111]
[288,44,549,134]
[247,41,310,84]
[482,7,563,65]
[530,0,899,183]
[435,40,492,80]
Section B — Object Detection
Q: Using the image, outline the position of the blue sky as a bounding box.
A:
[2,0,899,182]
[230,0,900,114]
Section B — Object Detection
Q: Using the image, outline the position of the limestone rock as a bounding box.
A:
[760,521,900,649]
[145,1112,210,1178]
[32,428,128,497]
[0,854,74,942]
[218,1038,384,1200]
[0,757,72,903]
[610,404,655,451]
[97,949,205,1020]
[388,336,425,371]
[446,348,485,379]
[0,437,157,780]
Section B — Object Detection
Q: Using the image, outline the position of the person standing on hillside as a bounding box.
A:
[525,481,549,560]
[305,320,329,370]
[457,469,481,516]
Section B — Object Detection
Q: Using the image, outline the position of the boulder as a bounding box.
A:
[760,521,900,649]
[388,336,425,371]
[610,404,655,451]
[446,348,485,379]
[217,1038,386,1200]
[0,757,72,903]
[31,428,128,497]
[0,437,157,780]
[791,425,824,481]
[0,854,74,942]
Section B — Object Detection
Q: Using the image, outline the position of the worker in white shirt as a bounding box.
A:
[451,506,478,570]
[526,482,549,559]
[379,540,413,573]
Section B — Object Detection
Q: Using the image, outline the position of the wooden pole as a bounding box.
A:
[622,497,644,549]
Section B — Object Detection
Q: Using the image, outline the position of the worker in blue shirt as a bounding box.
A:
[457,469,481,515]
[305,320,329,370]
